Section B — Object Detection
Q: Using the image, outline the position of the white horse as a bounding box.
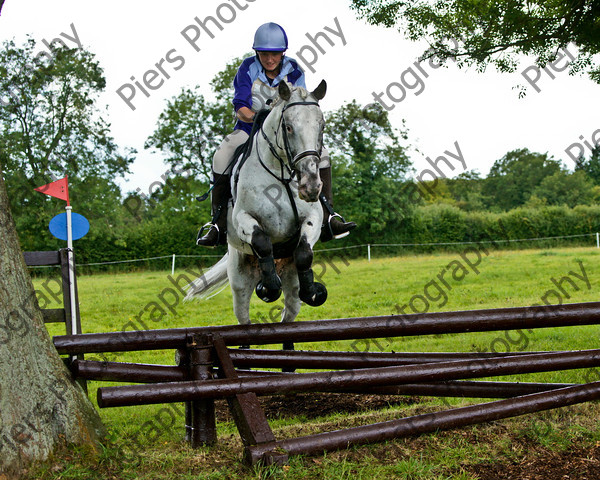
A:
[185,80,328,350]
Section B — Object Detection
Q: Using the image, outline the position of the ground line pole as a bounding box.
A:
[246,381,600,464]
[172,254,176,275]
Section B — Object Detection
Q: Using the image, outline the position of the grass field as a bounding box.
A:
[26,246,600,479]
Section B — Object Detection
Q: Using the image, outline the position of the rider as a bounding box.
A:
[197,22,356,247]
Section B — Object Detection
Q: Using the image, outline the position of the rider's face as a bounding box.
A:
[257,51,283,73]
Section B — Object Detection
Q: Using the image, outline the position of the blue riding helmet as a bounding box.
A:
[252,22,288,52]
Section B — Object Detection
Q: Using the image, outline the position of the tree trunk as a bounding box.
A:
[0,166,105,478]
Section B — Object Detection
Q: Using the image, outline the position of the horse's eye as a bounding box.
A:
[286,125,293,134]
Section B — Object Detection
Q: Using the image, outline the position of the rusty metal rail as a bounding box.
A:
[74,349,551,382]
[228,349,552,370]
[72,360,187,383]
[54,302,600,355]
[97,349,600,408]
[73,359,574,398]
[245,381,600,465]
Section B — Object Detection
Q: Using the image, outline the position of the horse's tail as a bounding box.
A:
[184,253,229,301]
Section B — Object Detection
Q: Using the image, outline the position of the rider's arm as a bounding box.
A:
[236,106,255,123]
[233,58,255,123]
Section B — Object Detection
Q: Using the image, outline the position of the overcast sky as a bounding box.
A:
[2,0,599,196]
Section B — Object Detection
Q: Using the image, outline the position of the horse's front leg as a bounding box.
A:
[253,227,283,303]
[235,211,282,303]
[294,233,327,307]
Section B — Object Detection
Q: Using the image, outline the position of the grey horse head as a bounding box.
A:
[278,80,327,202]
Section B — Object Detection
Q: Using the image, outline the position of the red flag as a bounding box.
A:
[35,176,70,205]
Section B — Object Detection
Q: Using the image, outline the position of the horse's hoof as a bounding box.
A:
[255,281,282,303]
[300,282,328,307]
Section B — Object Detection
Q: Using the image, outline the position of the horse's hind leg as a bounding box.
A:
[280,261,301,352]
[294,234,327,307]
[228,249,257,330]
[279,262,300,372]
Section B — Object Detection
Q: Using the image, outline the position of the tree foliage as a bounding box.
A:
[483,148,563,210]
[575,145,600,184]
[532,169,597,207]
[145,55,248,183]
[350,0,600,82]
[0,38,135,251]
[0,38,134,186]
[325,101,414,238]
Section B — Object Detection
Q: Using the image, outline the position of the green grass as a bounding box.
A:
[27,246,600,479]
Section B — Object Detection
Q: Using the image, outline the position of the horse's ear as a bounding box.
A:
[278,81,292,101]
[311,80,327,101]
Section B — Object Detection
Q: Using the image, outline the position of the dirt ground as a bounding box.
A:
[467,445,600,480]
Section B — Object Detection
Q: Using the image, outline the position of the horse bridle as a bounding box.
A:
[259,100,322,179]
[256,99,323,239]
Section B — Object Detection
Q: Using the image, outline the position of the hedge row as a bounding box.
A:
[23,204,600,270]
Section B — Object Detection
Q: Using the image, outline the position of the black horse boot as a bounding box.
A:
[319,166,356,242]
[196,173,232,247]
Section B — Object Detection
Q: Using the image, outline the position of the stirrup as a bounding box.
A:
[196,222,221,247]
[319,194,355,242]
[328,213,351,239]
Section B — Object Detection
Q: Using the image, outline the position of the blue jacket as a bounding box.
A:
[233,55,306,134]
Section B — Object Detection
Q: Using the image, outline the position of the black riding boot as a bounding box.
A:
[196,173,232,247]
[319,166,356,242]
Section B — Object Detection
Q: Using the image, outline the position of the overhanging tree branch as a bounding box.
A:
[350,0,600,82]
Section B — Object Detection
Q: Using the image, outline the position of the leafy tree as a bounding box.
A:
[483,149,562,210]
[532,169,596,207]
[145,55,248,184]
[350,0,600,83]
[418,178,457,206]
[413,170,492,211]
[325,101,413,238]
[575,145,600,185]
[439,170,491,211]
[0,38,135,250]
